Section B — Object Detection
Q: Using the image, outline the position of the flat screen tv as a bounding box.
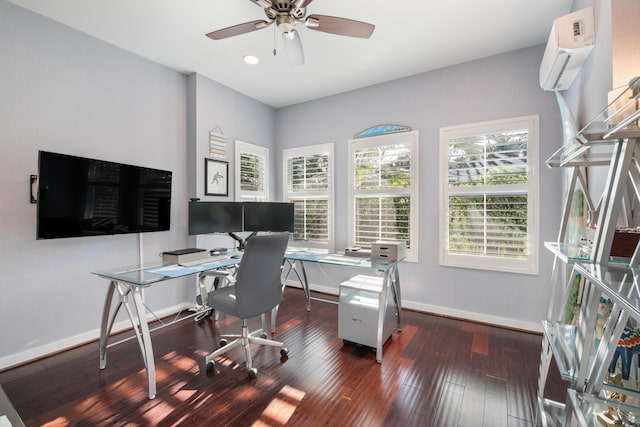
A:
[243,202,295,232]
[188,201,243,235]
[37,151,172,239]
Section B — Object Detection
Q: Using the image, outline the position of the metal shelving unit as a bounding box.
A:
[537,78,640,426]
[565,389,640,426]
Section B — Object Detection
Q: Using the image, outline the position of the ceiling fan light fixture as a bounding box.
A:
[282,30,304,66]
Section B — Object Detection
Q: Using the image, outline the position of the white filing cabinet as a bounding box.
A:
[338,274,395,349]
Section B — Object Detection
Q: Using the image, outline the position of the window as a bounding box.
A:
[439,116,539,274]
[283,143,334,250]
[235,140,269,201]
[348,131,419,261]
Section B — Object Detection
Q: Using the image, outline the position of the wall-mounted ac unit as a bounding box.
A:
[539,7,595,91]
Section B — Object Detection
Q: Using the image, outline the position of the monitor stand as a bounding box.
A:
[228,231,257,251]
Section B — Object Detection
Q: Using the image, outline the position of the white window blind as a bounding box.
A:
[284,143,333,250]
[349,131,418,261]
[240,152,265,192]
[439,116,539,274]
[235,140,269,201]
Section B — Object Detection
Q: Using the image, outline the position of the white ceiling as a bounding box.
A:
[6,0,574,108]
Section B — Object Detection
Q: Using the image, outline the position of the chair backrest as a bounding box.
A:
[233,232,290,319]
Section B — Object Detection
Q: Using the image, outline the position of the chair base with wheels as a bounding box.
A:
[205,319,288,379]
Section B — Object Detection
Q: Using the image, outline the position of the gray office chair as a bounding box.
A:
[204,232,290,379]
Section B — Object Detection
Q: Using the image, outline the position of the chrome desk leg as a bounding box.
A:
[374,265,403,363]
[271,283,286,334]
[300,261,311,311]
[195,273,215,322]
[283,260,311,311]
[130,285,156,399]
[99,281,117,370]
[375,271,391,363]
[391,264,403,332]
[114,283,156,399]
[198,273,209,306]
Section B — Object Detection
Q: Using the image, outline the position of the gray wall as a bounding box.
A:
[187,73,277,252]
[275,45,564,330]
[564,0,614,122]
[0,1,274,368]
[562,1,614,202]
[0,0,189,366]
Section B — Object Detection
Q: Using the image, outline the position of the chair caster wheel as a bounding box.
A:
[206,360,215,372]
[247,368,258,379]
[260,332,268,339]
[280,347,289,358]
[219,339,227,347]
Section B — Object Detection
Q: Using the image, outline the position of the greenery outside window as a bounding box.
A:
[439,116,539,274]
[283,143,334,251]
[348,131,419,261]
[235,140,269,201]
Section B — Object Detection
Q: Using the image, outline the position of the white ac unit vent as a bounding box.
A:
[539,7,595,91]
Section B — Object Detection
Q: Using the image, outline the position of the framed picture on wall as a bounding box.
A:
[205,158,228,196]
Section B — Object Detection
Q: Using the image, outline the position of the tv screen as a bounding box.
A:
[188,201,243,235]
[37,151,172,239]
[243,202,294,232]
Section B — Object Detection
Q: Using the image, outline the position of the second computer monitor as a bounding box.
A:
[243,202,295,232]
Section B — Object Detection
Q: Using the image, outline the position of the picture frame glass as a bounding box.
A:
[205,158,228,196]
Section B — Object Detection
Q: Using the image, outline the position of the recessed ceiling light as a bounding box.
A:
[243,55,259,65]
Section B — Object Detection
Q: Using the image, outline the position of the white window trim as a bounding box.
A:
[348,130,419,262]
[439,115,539,275]
[234,139,269,201]
[283,142,335,252]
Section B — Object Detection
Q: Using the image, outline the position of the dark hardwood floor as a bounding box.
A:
[0,287,567,426]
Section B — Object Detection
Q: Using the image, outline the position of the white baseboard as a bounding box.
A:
[285,280,542,333]
[0,303,191,371]
[401,300,542,333]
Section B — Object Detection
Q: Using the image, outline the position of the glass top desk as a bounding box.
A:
[94,249,403,399]
[93,253,241,400]
[284,249,403,363]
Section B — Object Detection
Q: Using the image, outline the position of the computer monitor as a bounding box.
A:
[243,202,295,232]
[188,201,243,235]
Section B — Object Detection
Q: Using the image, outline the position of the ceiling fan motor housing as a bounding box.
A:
[265,0,306,20]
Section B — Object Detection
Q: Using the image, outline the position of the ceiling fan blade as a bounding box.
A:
[305,15,375,39]
[282,30,305,66]
[249,0,272,8]
[206,20,271,40]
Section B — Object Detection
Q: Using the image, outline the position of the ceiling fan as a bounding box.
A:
[205,0,375,66]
